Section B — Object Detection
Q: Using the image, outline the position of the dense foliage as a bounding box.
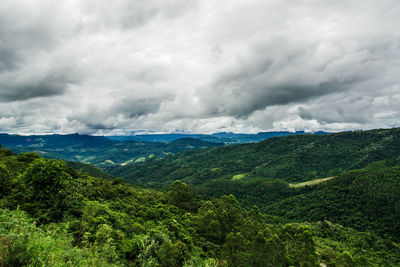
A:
[66,161,116,180]
[1,146,399,266]
[107,128,400,187]
[183,158,400,244]
[264,159,400,241]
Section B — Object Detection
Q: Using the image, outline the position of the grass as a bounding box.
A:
[232,173,248,181]
[134,157,146,163]
[289,177,334,188]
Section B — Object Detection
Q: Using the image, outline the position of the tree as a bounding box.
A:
[280,224,319,267]
[0,163,12,196]
[196,201,222,242]
[167,180,195,211]
[21,158,73,222]
[216,195,245,234]
[222,232,250,266]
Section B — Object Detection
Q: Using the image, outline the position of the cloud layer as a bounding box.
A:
[1,0,400,134]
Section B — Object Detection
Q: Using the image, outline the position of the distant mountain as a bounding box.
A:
[0,134,223,167]
[0,133,112,148]
[106,130,327,144]
[107,133,224,143]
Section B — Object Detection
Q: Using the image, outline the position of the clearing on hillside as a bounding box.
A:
[290,177,334,188]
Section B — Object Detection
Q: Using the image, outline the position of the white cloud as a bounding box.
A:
[0,0,400,133]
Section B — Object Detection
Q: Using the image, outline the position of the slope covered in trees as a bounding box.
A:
[107,128,400,187]
[174,158,400,244]
[263,159,400,241]
[1,146,399,266]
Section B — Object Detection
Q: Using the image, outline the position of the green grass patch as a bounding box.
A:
[135,157,146,163]
[232,173,248,181]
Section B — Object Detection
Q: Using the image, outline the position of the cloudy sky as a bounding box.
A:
[1,0,400,134]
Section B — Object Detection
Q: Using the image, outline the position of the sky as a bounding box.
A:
[1,0,400,135]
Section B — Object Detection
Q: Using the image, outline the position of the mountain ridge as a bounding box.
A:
[106,127,400,187]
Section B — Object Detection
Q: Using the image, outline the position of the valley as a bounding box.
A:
[0,134,223,167]
[1,127,400,266]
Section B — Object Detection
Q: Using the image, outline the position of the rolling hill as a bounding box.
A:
[106,128,400,188]
[263,160,400,241]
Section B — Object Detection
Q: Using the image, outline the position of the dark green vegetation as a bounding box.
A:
[264,159,400,241]
[66,161,116,180]
[1,147,399,266]
[104,128,400,265]
[108,128,400,187]
[0,134,223,167]
[182,159,400,245]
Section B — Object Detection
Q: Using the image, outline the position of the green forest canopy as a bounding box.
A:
[1,146,400,266]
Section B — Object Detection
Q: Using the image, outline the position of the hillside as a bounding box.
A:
[0,134,223,167]
[1,146,399,266]
[107,128,400,187]
[263,159,400,241]
[66,161,116,180]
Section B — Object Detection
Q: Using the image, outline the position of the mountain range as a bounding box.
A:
[0,133,223,167]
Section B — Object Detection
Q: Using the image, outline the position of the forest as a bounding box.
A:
[107,128,400,186]
[1,128,400,266]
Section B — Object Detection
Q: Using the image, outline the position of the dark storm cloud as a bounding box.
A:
[206,79,358,118]
[0,1,80,105]
[0,47,19,72]
[195,6,400,124]
[298,105,372,124]
[117,97,171,118]
[297,94,384,125]
[199,41,375,118]
[0,1,66,72]
[0,72,74,102]
[66,97,167,130]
